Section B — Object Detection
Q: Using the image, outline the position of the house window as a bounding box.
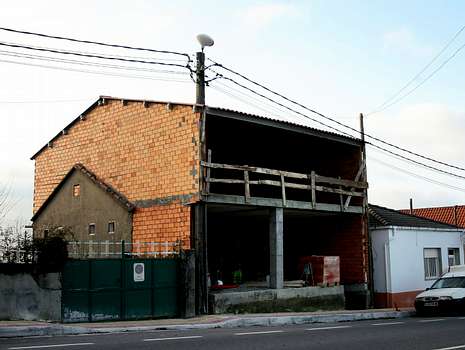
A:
[448,248,460,266]
[424,248,442,279]
[88,223,96,235]
[108,221,115,234]
[43,229,49,238]
[73,184,80,197]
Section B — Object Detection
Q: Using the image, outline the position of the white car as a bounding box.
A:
[415,265,465,315]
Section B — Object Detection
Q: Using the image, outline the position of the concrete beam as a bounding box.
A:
[269,207,283,289]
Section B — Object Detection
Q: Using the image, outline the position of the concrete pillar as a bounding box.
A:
[269,207,284,289]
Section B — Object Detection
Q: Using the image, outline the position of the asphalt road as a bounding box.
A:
[2,316,465,350]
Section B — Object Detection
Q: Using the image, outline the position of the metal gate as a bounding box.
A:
[62,258,179,322]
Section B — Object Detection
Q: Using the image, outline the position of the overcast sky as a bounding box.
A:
[1,1,464,224]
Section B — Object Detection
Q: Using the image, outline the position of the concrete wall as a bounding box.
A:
[209,286,345,314]
[371,226,465,307]
[0,273,61,321]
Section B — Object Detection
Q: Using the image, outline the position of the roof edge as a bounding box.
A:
[31,163,135,222]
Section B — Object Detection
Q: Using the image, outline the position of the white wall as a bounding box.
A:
[371,226,465,294]
[371,228,390,293]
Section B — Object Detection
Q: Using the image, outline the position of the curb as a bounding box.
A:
[0,310,415,338]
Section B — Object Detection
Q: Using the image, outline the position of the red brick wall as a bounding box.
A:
[310,214,368,285]
[33,99,200,247]
[132,202,191,249]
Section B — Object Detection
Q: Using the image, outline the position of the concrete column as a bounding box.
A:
[269,207,284,289]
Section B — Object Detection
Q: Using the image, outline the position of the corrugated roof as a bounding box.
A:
[399,205,465,229]
[206,106,360,146]
[31,96,361,160]
[369,204,460,230]
[32,163,135,221]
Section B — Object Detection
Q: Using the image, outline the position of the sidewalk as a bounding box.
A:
[0,308,415,338]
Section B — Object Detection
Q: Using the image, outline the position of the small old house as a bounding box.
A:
[32,96,370,313]
[369,204,464,308]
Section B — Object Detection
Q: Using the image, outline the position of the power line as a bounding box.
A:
[0,58,193,84]
[209,80,307,123]
[0,41,192,70]
[0,98,90,104]
[366,142,465,181]
[0,49,190,76]
[367,40,465,115]
[369,153,465,193]
[0,26,191,61]
[208,69,355,138]
[368,24,465,115]
[210,70,465,181]
[208,59,465,173]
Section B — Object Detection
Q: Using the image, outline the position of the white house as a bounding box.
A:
[369,204,465,308]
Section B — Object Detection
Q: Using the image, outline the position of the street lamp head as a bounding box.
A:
[196,34,214,52]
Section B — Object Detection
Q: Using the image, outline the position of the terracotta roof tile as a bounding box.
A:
[399,206,465,229]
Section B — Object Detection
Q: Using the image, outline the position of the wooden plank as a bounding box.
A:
[201,161,308,179]
[344,159,365,210]
[206,149,212,193]
[208,178,245,184]
[338,176,344,212]
[280,173,287,207]
[311,171,316,209]
[315,185,364,197]
[315,174,368,189]
[244,171,250,203]
[201,161,368,187]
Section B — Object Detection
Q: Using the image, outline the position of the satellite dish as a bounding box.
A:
[196,34,214,51]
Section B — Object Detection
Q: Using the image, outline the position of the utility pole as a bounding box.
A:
[194,34,214,315]
[195,34,214,106]
[360,112,373,308]
[195,51,205,106]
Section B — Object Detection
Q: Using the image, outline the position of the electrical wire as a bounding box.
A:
[0,26,191,61]
[208,69,355,138]
[0,49,190,76]
[0,58,193,84]
[368,24,465,115]
[0,41,192,70]
[0,98,89,104]
[208,59,465,173]
[369,154,465,193]
[367,40,465,115]
[366,142,465,181]
[210,80,308,123]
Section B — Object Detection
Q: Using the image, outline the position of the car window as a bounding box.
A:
[431,277,465,289]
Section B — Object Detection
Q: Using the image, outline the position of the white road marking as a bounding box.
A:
[9,343,94,350]
[306,325,352,331]
[431,345,465,350]
[235,330,284,336]
[419,318,445,323]
[459,317,465,320]
[371,321,405,326]
[143,335,203,342]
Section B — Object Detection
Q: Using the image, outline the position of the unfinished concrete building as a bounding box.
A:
[31,97,369,313]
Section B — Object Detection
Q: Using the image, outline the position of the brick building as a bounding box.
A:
[32,96,370,312]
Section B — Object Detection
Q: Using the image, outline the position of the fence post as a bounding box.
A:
[121,240,125,259]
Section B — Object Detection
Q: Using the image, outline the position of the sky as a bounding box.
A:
[1,0,465,224]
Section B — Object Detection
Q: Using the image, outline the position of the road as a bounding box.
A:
[2,316,465,350]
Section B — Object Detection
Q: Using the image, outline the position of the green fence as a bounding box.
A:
[62,258,179,323]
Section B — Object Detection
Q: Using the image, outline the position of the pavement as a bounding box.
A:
[0,308,415,338]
